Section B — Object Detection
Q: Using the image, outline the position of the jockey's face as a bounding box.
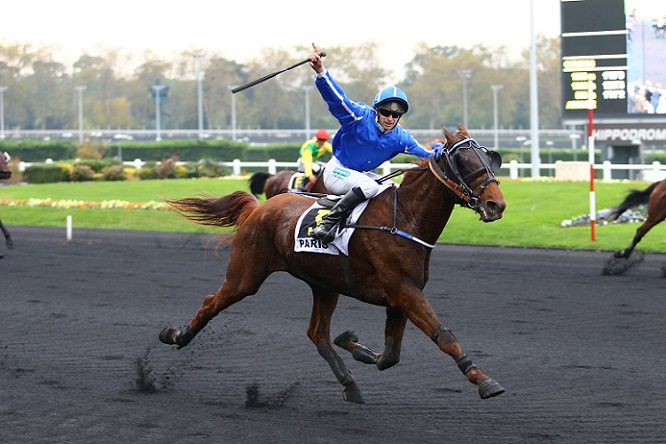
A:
[376,107,401,130]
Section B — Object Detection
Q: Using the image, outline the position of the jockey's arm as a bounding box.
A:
[302,149,315,177]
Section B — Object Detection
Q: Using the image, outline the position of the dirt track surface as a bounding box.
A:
[1,226,665,444]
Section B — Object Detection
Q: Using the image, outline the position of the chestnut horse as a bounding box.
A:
[609,179,666,259]
[0,152,13,252]
[248,169,328,199]
[160,125,506,403]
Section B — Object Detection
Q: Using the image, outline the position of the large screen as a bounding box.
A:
[561,0,666,120]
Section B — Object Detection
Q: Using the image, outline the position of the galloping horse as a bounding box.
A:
[160,124,506,403]
[248,169,328,199]
[609,179,666,259]
[0,152,14,252]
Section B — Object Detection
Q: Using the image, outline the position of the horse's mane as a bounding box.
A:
[401,158,429,186]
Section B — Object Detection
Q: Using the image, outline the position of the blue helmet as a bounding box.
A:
[373,86,409,114]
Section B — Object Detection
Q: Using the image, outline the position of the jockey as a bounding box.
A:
[297,128,332,192]
[307,42,443,244]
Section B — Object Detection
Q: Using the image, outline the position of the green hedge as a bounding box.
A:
[0,140,77,161]
[107,139,248,161]
[22,164,69,183]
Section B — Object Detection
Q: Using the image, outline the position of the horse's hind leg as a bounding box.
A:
[160,245,270,348]
[159,280,254,348]
[307,285,364,404]
[615,187,666,259]
[615,217,661,259]
[0,219,12,249]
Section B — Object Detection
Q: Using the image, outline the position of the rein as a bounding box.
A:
[345,186,436,250]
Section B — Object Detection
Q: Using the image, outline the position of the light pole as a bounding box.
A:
[193,53,205,139]
[227,86,237,141]
[458,69,472,128]
[304,85,313,139]
[570,132,581,161]
[114,134,132,161]
[74,86,86,143]
[152,84,165,141]
[0,86,7,139]
[529,0,541,177]
[516,136,527,170]
[490,85,503,150]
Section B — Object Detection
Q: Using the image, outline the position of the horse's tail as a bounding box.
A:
[165,191,259,228]
[248,171,271,197]
[608,181,659,220]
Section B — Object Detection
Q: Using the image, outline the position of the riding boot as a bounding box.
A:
[311,187,367,244]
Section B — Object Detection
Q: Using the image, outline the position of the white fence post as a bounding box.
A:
[381,161,391,176]
[602,161,612,181]
[232,159,241,176]
[509,160,518,180]
[268,159,277,174]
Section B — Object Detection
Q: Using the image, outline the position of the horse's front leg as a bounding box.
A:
[431,327,505,399]
[0,219,12,249]
[308,285,364,404]
[403,289,505,399]
[334,306,407,370]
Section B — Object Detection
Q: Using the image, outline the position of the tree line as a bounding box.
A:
[0,37,561,134]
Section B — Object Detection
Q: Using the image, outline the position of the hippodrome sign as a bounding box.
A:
[592,123,666,144]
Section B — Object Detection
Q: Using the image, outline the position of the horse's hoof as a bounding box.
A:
[342,382,364,404]
[603,252,644,276]
[6,239,13,249]
[334,330,358,349]
[159,327,180,345]
[478,378,505,399]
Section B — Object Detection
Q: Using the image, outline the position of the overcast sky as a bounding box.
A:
[2,0,561,81]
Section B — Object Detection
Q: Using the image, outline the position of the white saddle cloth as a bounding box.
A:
[293,200,370,256]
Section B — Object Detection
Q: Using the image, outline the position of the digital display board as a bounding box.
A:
[561,0,666,120]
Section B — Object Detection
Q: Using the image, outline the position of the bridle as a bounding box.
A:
[0,152,11,180]
[427,138,500,211]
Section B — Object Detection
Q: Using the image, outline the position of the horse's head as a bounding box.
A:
[428,124,505,222]
[0,152,12,180]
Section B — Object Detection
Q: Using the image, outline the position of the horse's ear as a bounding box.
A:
[457,124,470,138]
[441,125,455,144]
[489,151,503,171]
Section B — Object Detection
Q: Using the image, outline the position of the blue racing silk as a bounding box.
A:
[314,70,433,172]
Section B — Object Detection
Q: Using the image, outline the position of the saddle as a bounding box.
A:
[315,195,341,208]
[287,173,306,190]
